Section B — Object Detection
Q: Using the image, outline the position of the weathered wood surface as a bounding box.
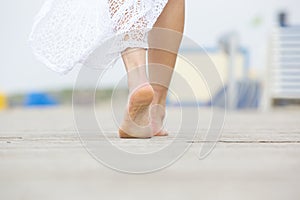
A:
[0,106,300,200]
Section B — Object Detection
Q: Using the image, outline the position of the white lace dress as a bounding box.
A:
[29,0,168,74]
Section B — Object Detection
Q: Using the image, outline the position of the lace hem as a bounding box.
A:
[29,0,168,74]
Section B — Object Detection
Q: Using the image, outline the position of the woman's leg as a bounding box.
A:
[148,0,185,135]
[122,48,148,92]
[119,48,154,138]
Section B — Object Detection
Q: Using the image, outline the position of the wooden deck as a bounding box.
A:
[0,106,300,200]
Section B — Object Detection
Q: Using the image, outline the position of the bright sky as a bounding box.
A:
[0,0,300,94]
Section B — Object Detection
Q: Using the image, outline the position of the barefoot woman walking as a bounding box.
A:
[30,0,185,138]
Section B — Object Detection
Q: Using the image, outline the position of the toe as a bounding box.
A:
[155,129,168,136]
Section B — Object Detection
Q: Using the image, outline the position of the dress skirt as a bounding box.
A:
[29,0,168,74]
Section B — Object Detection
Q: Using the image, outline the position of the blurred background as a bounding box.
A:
[0,0,300,110]
[1,2,300,200]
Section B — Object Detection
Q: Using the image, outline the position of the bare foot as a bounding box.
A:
[119,84,154,138]
[151,104,168,136]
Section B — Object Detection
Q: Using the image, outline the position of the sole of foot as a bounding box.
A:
[119,84,154,139]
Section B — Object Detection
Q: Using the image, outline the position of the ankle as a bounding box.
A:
[127,66,149,93]
[152,85,168,106]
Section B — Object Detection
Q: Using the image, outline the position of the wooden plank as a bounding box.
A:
[0,107,300,200]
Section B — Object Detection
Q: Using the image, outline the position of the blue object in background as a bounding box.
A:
[24,92,58,107]
[210,80,261,109]
[278,12,288,27]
